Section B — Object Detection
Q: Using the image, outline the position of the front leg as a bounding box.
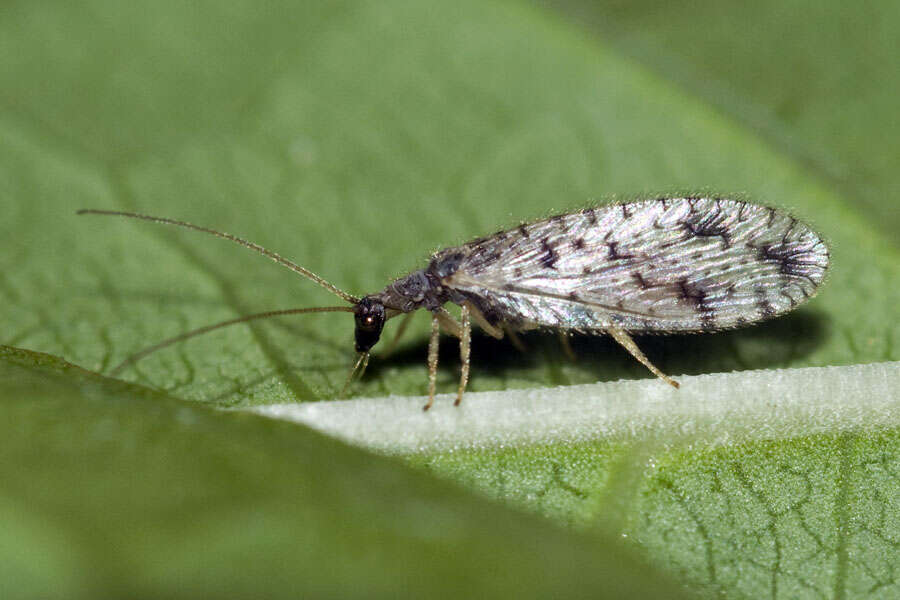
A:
[382,311,415,357]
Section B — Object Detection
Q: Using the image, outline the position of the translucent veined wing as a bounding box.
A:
[438,198,829,333]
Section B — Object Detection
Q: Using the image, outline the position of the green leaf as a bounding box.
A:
[539,0,900,242]
[265,361,900,597]
[0,346,689,599]
[415,429,900,598]
[2,0,897,404]
[2,1,898,598]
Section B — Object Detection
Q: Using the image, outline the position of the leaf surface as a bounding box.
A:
[1,1,898,597]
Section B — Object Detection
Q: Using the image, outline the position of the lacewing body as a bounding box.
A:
[79,197,829,410]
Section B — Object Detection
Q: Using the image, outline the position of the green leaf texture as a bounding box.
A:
[0,346,689,599]
[2,1,898,598]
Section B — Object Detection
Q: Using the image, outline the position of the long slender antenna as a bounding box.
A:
[77,209,359,304]
[110,306,353,374]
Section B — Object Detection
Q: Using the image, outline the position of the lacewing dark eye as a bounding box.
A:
[354,297,386,352]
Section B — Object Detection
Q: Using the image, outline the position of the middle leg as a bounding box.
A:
[424,314,441,411]
[455,304,471,406]
[434,307,473,407]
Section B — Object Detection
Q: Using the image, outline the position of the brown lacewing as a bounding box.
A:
[79,197,829,410]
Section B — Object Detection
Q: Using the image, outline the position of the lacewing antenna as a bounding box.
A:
[77,209,359,304]
[108,306,354,375]
[78,209,360,376]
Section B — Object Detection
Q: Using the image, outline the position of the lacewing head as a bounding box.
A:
[353,296,386,352]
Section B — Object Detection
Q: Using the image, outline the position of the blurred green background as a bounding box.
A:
[1,0,898,598]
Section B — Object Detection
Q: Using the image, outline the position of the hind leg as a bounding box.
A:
[607,325,679,388]
[454,304,471,406]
